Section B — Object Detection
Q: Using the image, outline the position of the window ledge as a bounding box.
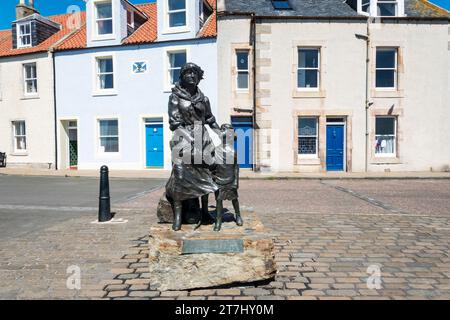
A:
[162,27,190,35]
[91,35,116,42]
[21,95,40,100]
[92,91,118,97]
[235,89,250,94]
[96,152,121,159]
[371,89,404,98]
[292,90,326,99]
[297,157,321,165]
[10,152,28,156]
[371,157,401,164]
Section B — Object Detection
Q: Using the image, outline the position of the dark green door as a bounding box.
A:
[69,140,78,167]
[68,123,78,168]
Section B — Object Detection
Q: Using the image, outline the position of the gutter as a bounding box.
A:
[51,50,58,170]
[52,35,217,54]
[218,11,449,22]
[364,19,370,173]
[249,15,448,21]
[251,13,257,172]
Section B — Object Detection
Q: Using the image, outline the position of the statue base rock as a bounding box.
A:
[148,210,276,291]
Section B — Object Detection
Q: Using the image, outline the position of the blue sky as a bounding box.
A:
[433,0,450,10]
[0,0,448,30]
[0,0,155,30]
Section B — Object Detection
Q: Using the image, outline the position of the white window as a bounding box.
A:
[168,0,186,28]
[376,48,397,89]
[98,119,119,153]
[298,48,320,90]
[12,121,27,152]
[167,50,186,86]
[17,22,32,48]
[95,1,113,36]
[23,63,37,95]
[375,117,396,157]
[96,56,114,90]
[236,50,249,90]
[298,117,318,156]
[377,0,397,16]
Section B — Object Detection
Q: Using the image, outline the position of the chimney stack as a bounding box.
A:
[16,0,39,20]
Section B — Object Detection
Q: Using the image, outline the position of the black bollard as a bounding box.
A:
[98,165,112,222]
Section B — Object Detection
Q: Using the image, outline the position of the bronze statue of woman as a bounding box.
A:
[165,63,220,231]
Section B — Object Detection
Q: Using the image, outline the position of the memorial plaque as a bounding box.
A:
[182,239,244,254]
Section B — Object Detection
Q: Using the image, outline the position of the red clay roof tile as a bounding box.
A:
[0,12,86,58]
[0,2,217,56]
[55,2,216,51]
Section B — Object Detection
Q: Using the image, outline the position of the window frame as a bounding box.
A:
[374,116,397,158]
[297,47,321,91]
[97,118,119,154]
[23,62,38,96]
[298,117,319,158]
[236,49,250,91]
[164,48,188,90]
[93,0,114,39]
[166,0,188,31]
[17,21,32,49]
[12,120,27,153]
[377,0,398,17]
[92,53,117,96]
[375,47,398,90]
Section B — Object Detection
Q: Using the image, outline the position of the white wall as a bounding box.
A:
[55,39,218,170]
[0,52,55,168]
[218,16,450,173]
[217,16,252,124]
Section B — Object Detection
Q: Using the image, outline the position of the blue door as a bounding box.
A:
[231,117,253,169]
[146,124,164,167]
[326,125,345,171]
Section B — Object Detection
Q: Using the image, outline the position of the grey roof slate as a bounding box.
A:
[223,0,361,17]
[222,0,449,18]
[405,0,449,17]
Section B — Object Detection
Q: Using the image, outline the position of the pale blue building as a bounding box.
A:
[54,0,217,170]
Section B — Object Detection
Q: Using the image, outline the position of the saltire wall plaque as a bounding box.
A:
[132,61,148,74]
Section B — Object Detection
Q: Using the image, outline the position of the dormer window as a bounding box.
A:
[377,0,397,16]
[17,22,32,48]
[168,0,186,28]
[351,0,404,17]
[95,1,113,36]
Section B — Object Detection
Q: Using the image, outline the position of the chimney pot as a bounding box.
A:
[16,0,38,20]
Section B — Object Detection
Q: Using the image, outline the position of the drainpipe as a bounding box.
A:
[356,17,371,173]
[251,13,257,172]
[364,17,370,173]
[51,50,58,170]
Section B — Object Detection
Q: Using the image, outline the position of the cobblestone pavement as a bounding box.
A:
[1,179,449,300]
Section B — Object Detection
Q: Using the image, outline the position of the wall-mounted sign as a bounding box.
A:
[132,61,148,74]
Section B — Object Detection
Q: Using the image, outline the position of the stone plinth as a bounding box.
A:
[148,211,276,291]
